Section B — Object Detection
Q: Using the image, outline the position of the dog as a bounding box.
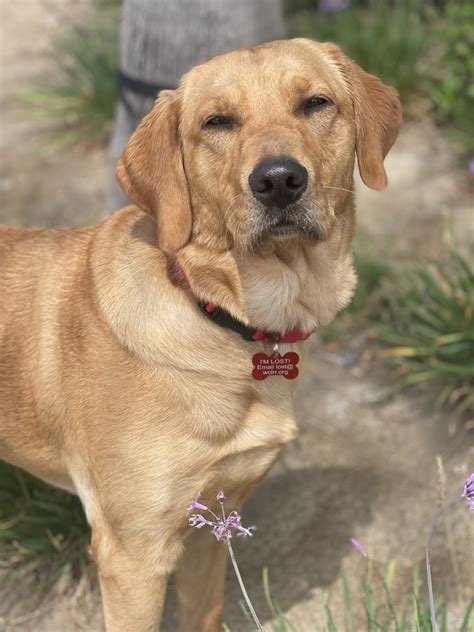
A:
[0,39,401,631]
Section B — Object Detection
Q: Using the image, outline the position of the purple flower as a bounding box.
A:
[212,523,232,541]
[350,537,369,558]
[189,513,210,528]
[225,511,242,528]
[319,0,350,13]
[225,511,254,538]
[186,492,208,515]
[236,524,254,538]
[187,490,254,541]
[468,159,474,176]
[461,473,474,512]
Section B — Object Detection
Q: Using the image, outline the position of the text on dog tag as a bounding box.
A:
[251,352,299,380]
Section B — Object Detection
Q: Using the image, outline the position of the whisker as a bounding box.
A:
[222,194,243,225]
[321,185,355,194]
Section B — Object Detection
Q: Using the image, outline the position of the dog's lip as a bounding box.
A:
[267,222,302,237]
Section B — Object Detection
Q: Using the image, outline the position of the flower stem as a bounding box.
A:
[226,540,264,631]
[425,497,461,632]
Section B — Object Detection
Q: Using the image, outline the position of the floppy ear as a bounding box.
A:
[116,90,192,252]
[321,43,402,191]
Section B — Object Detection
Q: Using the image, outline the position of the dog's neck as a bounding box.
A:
[177,224,356,334]
[234,239,355,333]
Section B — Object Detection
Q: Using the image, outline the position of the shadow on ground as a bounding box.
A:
[161,465,378,630]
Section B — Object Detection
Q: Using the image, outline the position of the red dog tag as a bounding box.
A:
[252,352,300,380]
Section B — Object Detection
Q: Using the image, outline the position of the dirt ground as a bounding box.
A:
[0,2,473,631]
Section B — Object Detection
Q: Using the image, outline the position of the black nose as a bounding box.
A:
[249,157,308,208]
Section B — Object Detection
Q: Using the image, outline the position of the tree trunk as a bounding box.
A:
[107,0,285,210]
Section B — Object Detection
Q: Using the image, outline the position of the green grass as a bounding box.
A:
[375,251,474,414]
[263,567,299,631]
[321,241,473,417]
[287,0,432,102]
[22,3,119,146]
[0,462,89,588]
[349,252,391,317]
[257,565,473,632]
[429,1,474,152]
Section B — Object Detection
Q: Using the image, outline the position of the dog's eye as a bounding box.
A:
[303,96,332,114]
[203,115,233,129]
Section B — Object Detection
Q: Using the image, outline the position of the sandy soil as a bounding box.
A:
[0,2,473,631]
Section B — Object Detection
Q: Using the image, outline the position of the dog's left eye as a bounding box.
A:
[303,96,332,114]
[203,115,233,129]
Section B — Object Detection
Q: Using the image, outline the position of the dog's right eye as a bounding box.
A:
[203,115,233,129]
[303,96,332,114]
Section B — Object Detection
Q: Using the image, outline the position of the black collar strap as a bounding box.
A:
[198,301,313,344]
[198,301,268,342]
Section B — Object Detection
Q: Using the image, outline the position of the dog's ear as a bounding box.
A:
[116,90,192,252]
[321,43,402,191]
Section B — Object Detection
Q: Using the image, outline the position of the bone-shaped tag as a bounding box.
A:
[252,352,300,380]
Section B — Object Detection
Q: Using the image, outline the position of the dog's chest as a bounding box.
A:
[212,387,297,489]
[168,370,298,484]
[126,350,298,486]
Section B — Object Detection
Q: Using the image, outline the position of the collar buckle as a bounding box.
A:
[265,332,281,344]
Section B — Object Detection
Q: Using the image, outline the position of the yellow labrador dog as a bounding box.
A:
[0,39,401,630]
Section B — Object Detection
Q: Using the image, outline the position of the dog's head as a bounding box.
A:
[117,39,401,254]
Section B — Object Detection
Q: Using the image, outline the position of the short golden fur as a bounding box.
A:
[0,39,401,631]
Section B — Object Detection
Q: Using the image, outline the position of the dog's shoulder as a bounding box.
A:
[91,205,159,255]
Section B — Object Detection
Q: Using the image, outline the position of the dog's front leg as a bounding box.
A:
[91,523,175,632]
[175,526,229,632]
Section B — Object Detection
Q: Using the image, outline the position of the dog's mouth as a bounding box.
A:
[245,196,327,251]
[266,221,303,239]
[255,210,324,244]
